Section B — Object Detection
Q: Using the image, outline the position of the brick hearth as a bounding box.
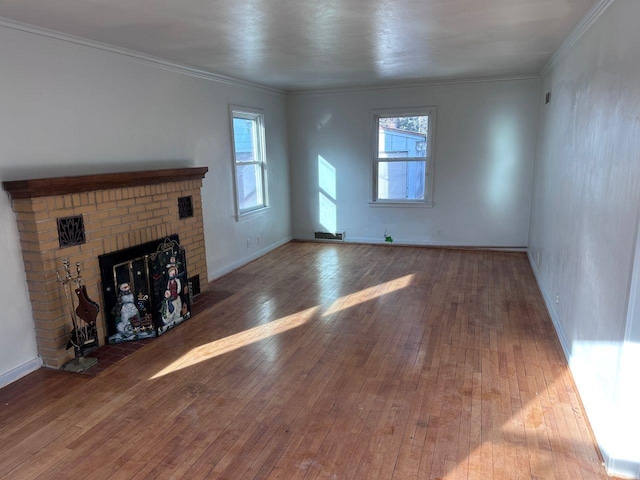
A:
[3,168,208,368]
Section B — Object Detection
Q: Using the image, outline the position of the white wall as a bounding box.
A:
[288,79,540,247]
[528,0,640,477]
[0,24,291,383]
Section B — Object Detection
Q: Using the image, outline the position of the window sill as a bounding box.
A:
[236,206,270,222]
[369,201,434,208]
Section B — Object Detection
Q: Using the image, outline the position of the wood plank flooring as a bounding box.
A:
[0,243,608,479]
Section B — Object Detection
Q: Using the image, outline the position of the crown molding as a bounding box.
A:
[289,74,540,96]
[540,0,616,78]
[0,16,286,96]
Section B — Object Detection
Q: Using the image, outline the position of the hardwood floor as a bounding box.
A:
[0,243,608,479]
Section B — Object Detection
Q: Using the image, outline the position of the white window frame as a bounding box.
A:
[371,106,436,207]
[229,105,269,220]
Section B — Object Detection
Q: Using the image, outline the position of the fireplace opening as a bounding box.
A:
[99,235,192,344]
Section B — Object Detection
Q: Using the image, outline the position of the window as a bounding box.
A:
[230,106,267,218]
[372,107,436,205]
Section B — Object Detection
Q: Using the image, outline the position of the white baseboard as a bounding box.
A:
[295,234,526,251]
[0,357,42,389]
[605,457,640,479]
[208,237,292,281]
[526,251,572,362]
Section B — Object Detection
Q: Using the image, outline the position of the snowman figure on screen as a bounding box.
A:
[114,282,140,337]
[161,255,182,326]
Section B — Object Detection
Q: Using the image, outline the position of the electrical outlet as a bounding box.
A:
[247,238,251,248]
[555,293,559,304]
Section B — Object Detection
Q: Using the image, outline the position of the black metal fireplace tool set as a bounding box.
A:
[56,260,100,372]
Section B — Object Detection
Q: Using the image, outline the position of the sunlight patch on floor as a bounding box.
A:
[324,274,415,315]
[149,306,320,379]
[149,274,416,380]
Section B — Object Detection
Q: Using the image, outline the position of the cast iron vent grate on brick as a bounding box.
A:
[178,196,194,219]
[57,215,86,248]
[188,275,201,297]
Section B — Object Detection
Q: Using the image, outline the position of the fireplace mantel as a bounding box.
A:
[3,167,209,199]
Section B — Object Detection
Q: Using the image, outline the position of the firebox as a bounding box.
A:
[99,235,192,344]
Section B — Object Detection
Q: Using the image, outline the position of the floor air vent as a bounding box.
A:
[314,231,344,241]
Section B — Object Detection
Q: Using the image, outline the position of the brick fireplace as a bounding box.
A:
[3,167,208,369]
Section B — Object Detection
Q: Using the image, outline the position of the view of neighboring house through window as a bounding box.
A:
[230,107,267,217]
[373,107,435,204]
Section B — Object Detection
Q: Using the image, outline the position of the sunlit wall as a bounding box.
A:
[528,1,640,477]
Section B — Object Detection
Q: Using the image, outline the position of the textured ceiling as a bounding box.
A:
[0,0,596,91]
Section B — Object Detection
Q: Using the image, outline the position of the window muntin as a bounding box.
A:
[373,108,435,204]
[230,107,267,217]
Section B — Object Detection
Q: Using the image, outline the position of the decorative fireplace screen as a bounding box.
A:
[99,235,191,344]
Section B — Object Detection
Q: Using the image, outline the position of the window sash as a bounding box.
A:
[236,163,264,212]
[376,157,429,163]
[230,106,267,216]
[372,107,435,204]
[375,159,427,201]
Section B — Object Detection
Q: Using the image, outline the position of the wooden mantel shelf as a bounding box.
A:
[2,167,208,199]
